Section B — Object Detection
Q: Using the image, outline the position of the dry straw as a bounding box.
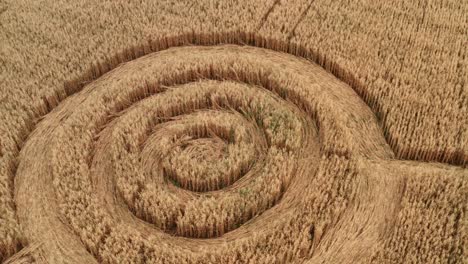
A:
[0,1,466,262]
[3,41,464,263]
[8,44,390,263]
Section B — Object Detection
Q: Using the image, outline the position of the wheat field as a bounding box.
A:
[0,0,467,263]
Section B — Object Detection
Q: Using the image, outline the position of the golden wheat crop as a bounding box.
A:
[0,1,466,264]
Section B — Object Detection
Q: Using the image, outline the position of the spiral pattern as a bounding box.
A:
[95,80,317,239]
[14,45,394,263]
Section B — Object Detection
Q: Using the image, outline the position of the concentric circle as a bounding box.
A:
[14,45,394,263]
[94,80,317,238]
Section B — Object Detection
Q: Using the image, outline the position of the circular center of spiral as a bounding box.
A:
[162,132,247,192]
[150,119,259,193]
[181,137,228,161]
